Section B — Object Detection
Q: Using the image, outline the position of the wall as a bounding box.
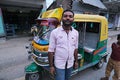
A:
[0,8,5,37]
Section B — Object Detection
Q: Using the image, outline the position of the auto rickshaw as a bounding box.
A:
[25,8,109,80]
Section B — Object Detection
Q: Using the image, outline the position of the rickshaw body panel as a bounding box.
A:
[32,41,48,52]
[25,62,42,73]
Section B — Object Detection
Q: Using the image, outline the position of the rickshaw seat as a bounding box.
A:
[84,32,99,54]
[84,46,95,53]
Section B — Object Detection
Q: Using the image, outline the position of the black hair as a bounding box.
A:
[117,34,120,40]
[62,9,74,16]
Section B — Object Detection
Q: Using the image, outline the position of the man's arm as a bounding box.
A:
[48,52,55,75]
[74,31,79,62]
[74,49,78,62]
[74,31,79,69]
[48,30,56,75]
[48,52,54,67]
[48,30,56,67]
[73,49,78,69]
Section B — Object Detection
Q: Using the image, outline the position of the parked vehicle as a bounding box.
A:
[25,8,109,80]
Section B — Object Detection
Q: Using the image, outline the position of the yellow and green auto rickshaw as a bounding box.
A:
[25,8,109,80]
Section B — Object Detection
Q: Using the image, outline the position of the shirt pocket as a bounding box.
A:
[71,36,76,46]
[56,36,64,45]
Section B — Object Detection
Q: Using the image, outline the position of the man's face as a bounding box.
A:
[62,11,74,27]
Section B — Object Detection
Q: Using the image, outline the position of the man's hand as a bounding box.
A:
[50,67,55,75]
[73,62,78,69]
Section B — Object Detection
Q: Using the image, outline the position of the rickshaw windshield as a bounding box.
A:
[34,18,59,45]
[37,18,59,40]
[38,25,55,41]
[34,25,56,45]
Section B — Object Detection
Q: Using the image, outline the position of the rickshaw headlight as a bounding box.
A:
[37,57,48,63]
[39,53,48,57]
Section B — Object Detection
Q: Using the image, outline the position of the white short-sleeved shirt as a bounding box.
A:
[48,26,78,69]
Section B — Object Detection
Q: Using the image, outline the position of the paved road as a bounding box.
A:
[0,37,32,80]
[14,36,116,80]
[0,29,119,80]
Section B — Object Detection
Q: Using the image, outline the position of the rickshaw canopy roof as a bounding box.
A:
[74,14,107,23]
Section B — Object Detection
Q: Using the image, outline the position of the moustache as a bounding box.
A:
[62,20,73,26]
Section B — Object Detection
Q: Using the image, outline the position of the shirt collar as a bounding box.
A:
[60,26,73,31]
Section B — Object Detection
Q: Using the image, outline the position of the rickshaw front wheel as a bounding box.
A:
[95,58,104,69]
[25,72,41,80]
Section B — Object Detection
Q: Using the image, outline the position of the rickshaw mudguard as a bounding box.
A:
[25,62,43,73]
[98,52,109,62]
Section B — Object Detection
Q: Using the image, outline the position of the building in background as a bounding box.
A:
[102,0,120,29]
[72,0,107,14]
[0,0,46,37]
[1,0,116,38]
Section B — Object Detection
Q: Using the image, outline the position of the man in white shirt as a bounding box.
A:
[48,9,79,80]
